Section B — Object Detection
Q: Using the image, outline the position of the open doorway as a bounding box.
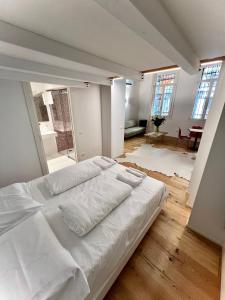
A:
[31,83,77,173]
[120,77,196,184]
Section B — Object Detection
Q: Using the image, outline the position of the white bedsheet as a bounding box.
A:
[28,161,167,299]
[0,183,42,235]
[0,212,89,300]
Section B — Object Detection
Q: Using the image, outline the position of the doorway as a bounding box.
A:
[31,83,77,173]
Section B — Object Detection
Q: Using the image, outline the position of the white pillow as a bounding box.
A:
[0,183,42,235]
[44,161,101,195]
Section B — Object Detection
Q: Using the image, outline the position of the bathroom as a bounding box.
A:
[31,82,77,173]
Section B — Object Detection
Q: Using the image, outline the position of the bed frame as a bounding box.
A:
[87,199,166,300]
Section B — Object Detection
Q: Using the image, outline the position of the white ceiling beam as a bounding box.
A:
[0,21,139,77]
[0,54,110,85]
[0,68,89,87]
[94,0,199,74]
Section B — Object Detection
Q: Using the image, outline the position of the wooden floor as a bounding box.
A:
[105,136,221,300]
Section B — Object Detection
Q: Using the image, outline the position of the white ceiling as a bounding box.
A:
[0,0,172,72]
[161,0,225,59]
[0,0,223,80]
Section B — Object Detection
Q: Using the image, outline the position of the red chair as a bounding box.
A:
[177,128,190,148]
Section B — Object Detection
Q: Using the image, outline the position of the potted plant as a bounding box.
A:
[151,115,166,132]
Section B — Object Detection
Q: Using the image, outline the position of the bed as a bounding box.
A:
[26,158,168,300]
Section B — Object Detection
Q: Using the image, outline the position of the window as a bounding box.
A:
[151,71,177,117]
[192,63,222,119]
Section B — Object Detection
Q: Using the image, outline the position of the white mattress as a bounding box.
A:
[28,162,167,299]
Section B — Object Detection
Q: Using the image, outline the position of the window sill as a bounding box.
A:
[189,117,207,121]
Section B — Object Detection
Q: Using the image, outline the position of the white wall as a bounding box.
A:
[111,79,126,158]
[138,73,154,120]
[70,80,126,161]
[188,63,225,245]
[125,83,139,121]
[69,85,102,161]
[161,70,205,136]
[137,70,205,137]
[100,85,111,157]
[0,79,43,187]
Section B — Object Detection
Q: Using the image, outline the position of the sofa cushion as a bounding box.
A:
[124,126,145,138]
[125,120,136,129]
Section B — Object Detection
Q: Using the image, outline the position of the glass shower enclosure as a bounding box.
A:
[33,87,77,173]
[50,89,76,161]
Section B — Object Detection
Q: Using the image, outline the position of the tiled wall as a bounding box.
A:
[50,89,74,152]
[55,131,74,152]
[34,95,49,122]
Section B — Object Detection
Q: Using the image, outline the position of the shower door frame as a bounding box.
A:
[23,82,78,176]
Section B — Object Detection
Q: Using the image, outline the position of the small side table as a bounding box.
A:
[144,131,168,144]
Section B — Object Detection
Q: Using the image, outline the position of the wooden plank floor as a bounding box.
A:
[105,136,221,300]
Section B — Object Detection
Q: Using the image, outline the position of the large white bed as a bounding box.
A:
[27,158,168,300]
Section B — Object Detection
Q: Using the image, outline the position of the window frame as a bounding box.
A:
[192,63,222,120]
[151,70,178,118]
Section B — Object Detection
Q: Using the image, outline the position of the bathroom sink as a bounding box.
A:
[41,130,57,136]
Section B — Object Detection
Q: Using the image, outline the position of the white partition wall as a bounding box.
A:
[111,79,126,158]
[100,85,112,157]
[125,82,139,121]
[188,62,225,245]
[69,85,102,161]
[0,79,43,187]
[100,79,126,158]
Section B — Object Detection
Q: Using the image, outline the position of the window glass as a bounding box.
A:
[192,63,221,119]
[151,72,176,116]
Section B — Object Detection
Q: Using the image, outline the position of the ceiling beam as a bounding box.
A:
[0,20,139,77]
[141,56,225,74]
[0,54,110,85]
[0,68,88,87]
[142,64,178,74]
[94,0,199,74]
[200,56,225,64]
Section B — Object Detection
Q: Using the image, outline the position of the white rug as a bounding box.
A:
[118,144,195,180]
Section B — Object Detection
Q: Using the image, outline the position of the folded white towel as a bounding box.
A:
[101,156,116,164]
[93,157,116,170]
[117,171,143,187]
[126,167,147,178]
[59,176,132,236]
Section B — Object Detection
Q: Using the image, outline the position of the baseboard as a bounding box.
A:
[187,225,222,248]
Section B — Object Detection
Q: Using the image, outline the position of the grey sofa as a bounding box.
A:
[124,120,146,138]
